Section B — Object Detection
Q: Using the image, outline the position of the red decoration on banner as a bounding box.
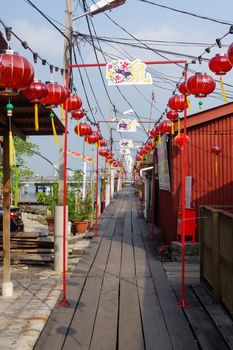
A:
[187,72,216,98]
[168,94,186,112]
[0,50,34,95]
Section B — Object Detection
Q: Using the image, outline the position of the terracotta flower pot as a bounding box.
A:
[75,221,88,234]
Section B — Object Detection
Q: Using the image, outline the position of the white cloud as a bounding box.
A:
[11,19,64,67]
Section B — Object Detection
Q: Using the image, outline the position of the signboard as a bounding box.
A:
[106,59,153,85]
[117,119,138,132]
[157,135,171,191]
[119,138,134,148]
[120,148,131,155]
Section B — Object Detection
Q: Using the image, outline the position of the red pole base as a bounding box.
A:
[177,299,189,308]
[58,297,70,308]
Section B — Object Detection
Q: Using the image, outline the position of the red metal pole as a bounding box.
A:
[59,72,70,307]
[177,65,188,308]
[95,145,99,237]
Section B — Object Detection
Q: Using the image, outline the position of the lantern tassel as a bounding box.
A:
[50,113,58,145]
[215,156,218,177]
[171,122,174,135]
[186,96,192,112]
[178,118,181,137]
[219,76,227,103]
[61,104,65,121]
[34,103,39,131]
[9,131,16,167]
[158,133,161,145]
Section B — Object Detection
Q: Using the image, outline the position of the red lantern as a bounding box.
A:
[0,49,34,95]
[98,138,106,147]
[158,120,172,134]
[139,146,148,156]
[174,133,189,146]
[145,141,153,151]
[22,80,48,131]
[211,145,222,155]
[74,122,92,136]
[227,43,233,66]
[168,94,186,112]
[150,128,159,139]
[85,131,101,144]
[209,53,232,75]
[166,110,178,121]
[71,109,85,120]
[41,81,68,107]
[136,154,142,162]
[178,82,190,95]
[65,94,82,111]
[99,148,109,157]
[187,72,216,98]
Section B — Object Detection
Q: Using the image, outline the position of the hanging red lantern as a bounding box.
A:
[211,145,222,155]
[150,128,159,139]
[168,94,186,112]
[71,109,85,120]
[145,141,153,151]
[211,145,222,176]
[136,154,142,162]
[158,120,172,134]
[99,148,109,157]
[65,94,82,112]
[85,131,101,144]
[209,53,232,75]
[23,80,48,131]
[74,122,92,136]
[174,133,189,147]
[166,110,179,121]
[178,82,190,95]
[139,146,148,156]
[0,49,34,95]
[187,72,216,98]
[40,81,68,107]
[98,138,106,147]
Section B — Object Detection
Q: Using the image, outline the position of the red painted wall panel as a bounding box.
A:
[158,113,233,244]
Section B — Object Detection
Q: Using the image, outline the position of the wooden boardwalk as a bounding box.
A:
[34,187,233,350]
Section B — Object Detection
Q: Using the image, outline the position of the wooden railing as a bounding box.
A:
[200,206,233,315]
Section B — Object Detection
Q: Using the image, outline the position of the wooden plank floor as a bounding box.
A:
[34,186,233,350]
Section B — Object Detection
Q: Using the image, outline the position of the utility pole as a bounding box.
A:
[54,0,73,274]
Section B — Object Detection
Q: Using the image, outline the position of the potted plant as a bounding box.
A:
[75,196,93,234]
[37,182,58,235]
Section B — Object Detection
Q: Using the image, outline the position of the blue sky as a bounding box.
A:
[1,0,233,175]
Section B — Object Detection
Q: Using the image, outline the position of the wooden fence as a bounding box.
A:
[200,206,233,315]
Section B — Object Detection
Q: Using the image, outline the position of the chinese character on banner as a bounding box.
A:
[117,119,138,133]
[106,59,153,86]
[119,138,134,148]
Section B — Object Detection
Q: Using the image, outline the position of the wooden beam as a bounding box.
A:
[0,113,26,140]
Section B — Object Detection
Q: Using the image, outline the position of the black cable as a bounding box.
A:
[138,0,233,26]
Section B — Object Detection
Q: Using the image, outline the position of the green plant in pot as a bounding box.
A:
[37,182,58,235]
[75,196,93,234]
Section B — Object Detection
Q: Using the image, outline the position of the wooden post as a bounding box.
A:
[212,210,221,303]
[2,128,13,297]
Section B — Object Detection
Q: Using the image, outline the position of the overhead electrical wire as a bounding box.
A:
[138,0,233,26]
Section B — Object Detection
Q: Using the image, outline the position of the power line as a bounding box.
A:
[138,0,233,26]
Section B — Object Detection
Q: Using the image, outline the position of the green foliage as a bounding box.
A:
[14,136,39,167]
[76,196,93,222]
[37,182,58,217]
